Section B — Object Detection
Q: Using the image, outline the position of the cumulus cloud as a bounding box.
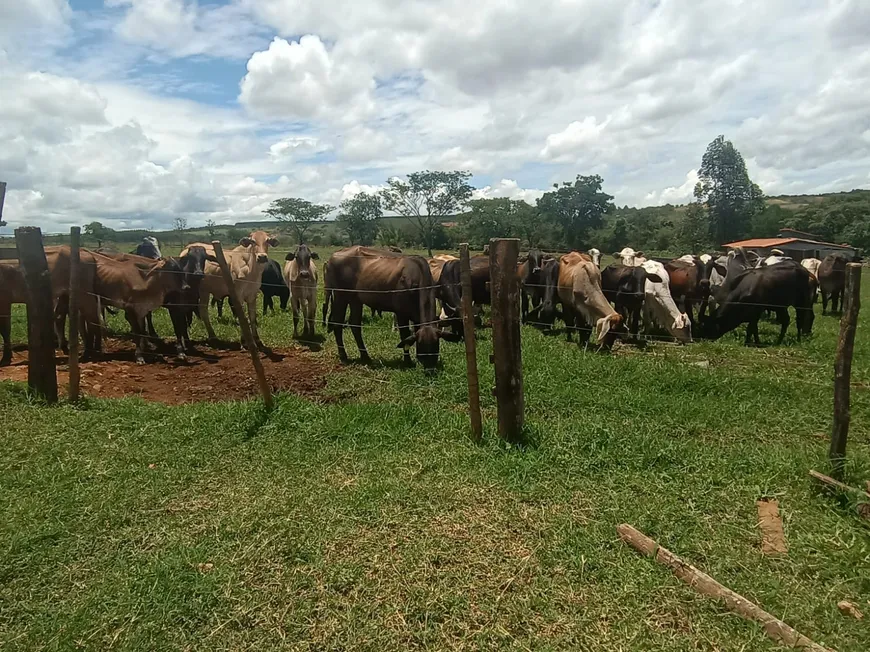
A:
[642,170,699,207]
[239,36,375,121]
[473,179,545,204]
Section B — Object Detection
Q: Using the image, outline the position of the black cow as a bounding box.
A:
[134,237,162,259]
[707,261,815,346]
[261,258,290,314]
[518,249,546,322]
[164,245,216,359]
[438,255,490,335]
[818,253,848,315]
[524,258,561,328]
[601,264,663,336]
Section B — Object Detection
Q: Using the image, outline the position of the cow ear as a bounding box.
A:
[239,237,254,247]
[612,252,620,258]
[636,251,644,258]
[310,251,319,259]
[205,254,219,263]
[713,262,727,275]
[438,329,463,342]
[646,273,663,283]
[397,333,417,348]
[595,316,612,343]
[285,252,295,261]
[267,237,279,247]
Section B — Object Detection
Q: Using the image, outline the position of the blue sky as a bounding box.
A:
[2,0,870,233]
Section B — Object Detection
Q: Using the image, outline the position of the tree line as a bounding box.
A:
[72,135,868,255]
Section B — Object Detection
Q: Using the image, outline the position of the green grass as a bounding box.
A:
[1,262,869,650]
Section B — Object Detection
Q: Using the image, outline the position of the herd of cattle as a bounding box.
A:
[0,232,855,371]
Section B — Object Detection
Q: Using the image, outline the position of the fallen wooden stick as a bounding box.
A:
[617,524,831,652]
[809,470,870,498]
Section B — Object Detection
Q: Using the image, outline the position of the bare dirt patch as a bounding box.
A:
[0,338,337,405]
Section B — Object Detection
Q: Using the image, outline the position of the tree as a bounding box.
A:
[83,221,115,247]
[265,197,332,244]
[458,198,543,247]
[337,193,382,245]
[173,217,188,247]
[694,135,764,245]
[608,217,629,252]
[536,174,614,250]
[205,219,217,240]
[675,202,712,252]
[380,170,474,256]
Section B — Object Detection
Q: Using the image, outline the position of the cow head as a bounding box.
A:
[613,247,644,266]
[397,327,462,369]
[527,248,544,275]
[177,245,216,290]
[240,231,278,264]
[595,313,624,347]
[285,243,319,278]
[134,236,162,259]
[587,248,602,268]
[153,257,190,292]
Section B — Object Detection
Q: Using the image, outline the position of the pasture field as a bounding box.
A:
[1,251,869,651]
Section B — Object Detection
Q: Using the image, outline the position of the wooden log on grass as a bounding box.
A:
[211,241,273,410]
[617,523,831,652]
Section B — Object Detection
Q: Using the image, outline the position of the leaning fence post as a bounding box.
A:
[211,240,274,410]
[14,227,58,403]
[459,243,483,443]
[68,227,81,402]
[830,262,861,480]
[489,238,524,444]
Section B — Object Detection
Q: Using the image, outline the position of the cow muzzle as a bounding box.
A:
[299,268,311,278]
[256,254,269,264]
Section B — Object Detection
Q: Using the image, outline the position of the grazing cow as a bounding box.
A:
[0,263,28,366]
[613,247,647,267]
[438,255,490,333]
[601,263,662,336]
[524,258,561,328]
[261,258,290,314]
[90,251,192,364]
[558,251,624,347]
[134,236,162,259]
[284,244,320,338]
[639,260,692,343]
[428,254,457,285]
[664,255,722,327]
[801,257,822,302]
[587,248,602,268]
[182,231,278,349]
[818,253,848,314]
[324,246,460,368]
[708,262,815,345]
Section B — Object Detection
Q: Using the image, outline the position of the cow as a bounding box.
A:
[639,260,692,343]
[801,257,822,303]
[283,244,319,338]
[600,263,661,336]
[261,258,290,314]
[428,254,457,285]
[182,231,278,349]
[707,262,815,346]
[613,247,646,267]
[89,251,192,364]
[818,253,848,314]
[163,246,215,360]
[438,255,490,334]
[524,257,561,328]
[664,255,722,327]
[518,248,547,322]
[558,251,624,348]
[587,248,602,268]
[323,246,460,368]
[0,263,28,366]
[134,236,162,259]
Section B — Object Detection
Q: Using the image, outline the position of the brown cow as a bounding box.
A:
[0,263,27,366]
[323,246,459,368]
[664,256,721,326]
[818,253,848,314]
[557,251,624,348]
[182,231,278,349]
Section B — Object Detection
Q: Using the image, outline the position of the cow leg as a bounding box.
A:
[305,297,316,338]
[213,296,224,318]
[563,305,576,342]
[0,300,11,366]
[821,291,829,315]
[775,307,790,344]
[247,296,264,350]
[349,301,370,363]
[280,289,289,312]
[168,306,187,360]
[683,298,695,329]
[125,311,147,365]
[291,294,301,337]
[331,296,349,362]
[397,317,413,365]
[54,295,69,353]
[521,290,529,322]
[144,312,160,350]
[322,291,331,329]
[199,292,218,344]
[263,292,273,316]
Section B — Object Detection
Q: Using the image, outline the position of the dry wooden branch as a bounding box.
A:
[617,523,831,652]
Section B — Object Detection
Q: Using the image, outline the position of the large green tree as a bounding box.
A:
[694,135,764,245]
[380,170,473,256]
[265,198,332,244]
[83,221,115,247]
[675,202,712,252]
[536,174,614,249]
[337,192,382,245]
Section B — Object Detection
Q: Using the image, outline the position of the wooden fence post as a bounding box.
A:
[830,262,861,480]
[211,241,273,410]
[489,238,524,444]
[459,243,483,443]
[68,227,81,402]
[14,227,58,403]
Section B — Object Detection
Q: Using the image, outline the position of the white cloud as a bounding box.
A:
[340,127,392,162]
[473,179,544,204]
[239,36,375,121]
[540,117,610,161]
[269,136,330,161]
[642,169,699,206]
